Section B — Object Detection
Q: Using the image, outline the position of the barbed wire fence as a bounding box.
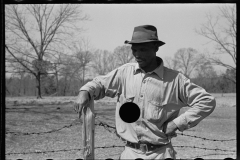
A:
[5,115,236,159]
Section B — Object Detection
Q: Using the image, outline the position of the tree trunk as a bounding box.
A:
[36,72,42,99]
[55,71,59,96]
[63,76,68,96]
[20,73,23,96]
[82,66,85,85]
[54,64,59,96]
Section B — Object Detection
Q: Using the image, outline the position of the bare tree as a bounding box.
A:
[107,52,121,72]
[71,38,93,85]
[58,56,73,96]
[164,56,178,70]
[91,49,118,75]
[46,54,64,96]
[55,38,92,95]
[113,45,135,66]
[173,48,205,78]
[5,4,88,98]
[195,4,236,83]
[195,61,217,79]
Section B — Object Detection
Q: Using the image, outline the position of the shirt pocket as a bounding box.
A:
[145,77,164,104]
[145,100,165,123]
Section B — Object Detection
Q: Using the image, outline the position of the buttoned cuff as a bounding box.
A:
[173,115,190,132]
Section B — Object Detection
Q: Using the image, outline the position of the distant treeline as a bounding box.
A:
[5,73,235,97]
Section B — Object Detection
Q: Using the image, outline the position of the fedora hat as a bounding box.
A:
[124,25,165,47]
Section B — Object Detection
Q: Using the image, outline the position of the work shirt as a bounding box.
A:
[80,57,216,145]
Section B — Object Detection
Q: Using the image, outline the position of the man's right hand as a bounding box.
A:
[74,91,91,118]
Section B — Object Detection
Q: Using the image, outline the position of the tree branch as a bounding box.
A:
[5,45,36,76]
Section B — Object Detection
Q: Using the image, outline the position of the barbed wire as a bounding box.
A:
[6,118,236,143]
[5,119,114,136]
[188,153,236,159]
[95,121,116,133]
[5,145,125,155]
[6,144,235,156]
[94,120,237,142]
[6,117,236,158]
[6,118,80,136]
[174,145,236,153]
[5,148,82,155]
[177,132,236,142]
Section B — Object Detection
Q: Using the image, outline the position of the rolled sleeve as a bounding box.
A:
[80,81,101,100]
[79,67,122,100]
[173,75,216,132]
[173,115,189,132]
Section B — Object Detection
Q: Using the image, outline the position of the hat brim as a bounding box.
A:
[124,40,165,47]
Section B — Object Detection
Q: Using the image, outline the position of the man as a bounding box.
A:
[74,25,216,159]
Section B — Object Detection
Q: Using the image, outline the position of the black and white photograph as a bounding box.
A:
[5,3,236,159]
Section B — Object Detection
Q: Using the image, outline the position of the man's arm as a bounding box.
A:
[80,67,122,100]
[172,74,216,132]
[74,67,122,116]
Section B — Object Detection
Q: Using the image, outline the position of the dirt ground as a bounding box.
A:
[5,93,236,159]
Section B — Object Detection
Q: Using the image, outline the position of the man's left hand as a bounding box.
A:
[163,121,178,138]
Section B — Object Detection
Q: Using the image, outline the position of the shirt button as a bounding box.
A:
[140,95,143,98]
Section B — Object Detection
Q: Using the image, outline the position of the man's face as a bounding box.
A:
[131,42,158,68]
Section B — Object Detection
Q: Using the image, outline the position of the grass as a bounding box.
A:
[5,93,236,159]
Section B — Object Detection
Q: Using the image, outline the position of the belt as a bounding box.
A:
[126,141,164,153]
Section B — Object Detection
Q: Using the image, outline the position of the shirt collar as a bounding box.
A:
[134,56,164,79]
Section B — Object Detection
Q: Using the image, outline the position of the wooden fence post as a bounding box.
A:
[82,99,95,159]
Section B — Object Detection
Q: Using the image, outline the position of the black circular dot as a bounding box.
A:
[135,158,144,160]
[194,158,204,160]
[119,102,140,123]
[224,158,234,160]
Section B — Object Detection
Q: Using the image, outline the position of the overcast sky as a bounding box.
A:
[79,3,235,74]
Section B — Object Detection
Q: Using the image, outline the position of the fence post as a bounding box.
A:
[82,99,95,159]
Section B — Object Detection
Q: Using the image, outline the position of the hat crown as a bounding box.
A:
[134,25,157,33]
[132,25,158,41]
[124,25,165,46]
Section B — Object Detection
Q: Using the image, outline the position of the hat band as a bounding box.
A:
[132,31,158,42]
